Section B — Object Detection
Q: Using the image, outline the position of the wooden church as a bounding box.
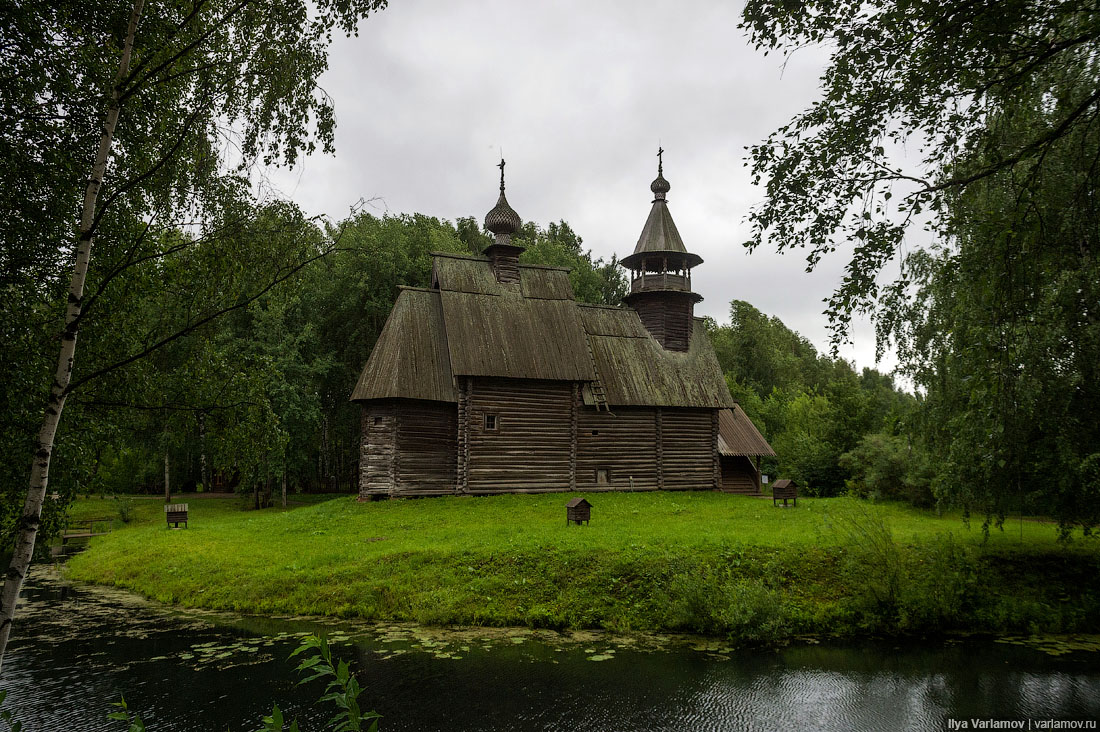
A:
[351,155,774,498]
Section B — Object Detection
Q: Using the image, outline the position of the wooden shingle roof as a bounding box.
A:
[430,253,596,382]
[717,406,776,457]
[580,307,734,408]
[353,255,739,411]
[350,288,456,403]
[438,291,596,381]
[619,196,703,269]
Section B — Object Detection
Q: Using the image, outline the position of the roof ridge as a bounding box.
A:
[430,251,487,261]
[576,302,631,311]
[430,251,572,273]
[517,262,572,272]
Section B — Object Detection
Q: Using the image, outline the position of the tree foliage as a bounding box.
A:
[881,96,1100,532]
[742,0,1100,532]
[707,301,915,496]
[740,0,1100,339]
[0,0,390,668]
[0,0,390,549]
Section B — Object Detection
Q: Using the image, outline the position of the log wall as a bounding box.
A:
[629,293,694,351]
[466,378,573,492]
[395,401,457,495]
[457,378,469,492]
[660,408,716,489]
[360,400,457,497]
[360,388,724,497]
[359,403,396,497]
[576,406,660,490]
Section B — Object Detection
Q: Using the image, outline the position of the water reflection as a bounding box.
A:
[3,567,1098,731]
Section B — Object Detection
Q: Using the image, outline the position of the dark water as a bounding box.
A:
[2,566,1099,732]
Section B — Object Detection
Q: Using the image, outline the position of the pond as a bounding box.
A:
[3,566,1099,731]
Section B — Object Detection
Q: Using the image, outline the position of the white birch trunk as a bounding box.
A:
[0,0,144,673]
[199,412,210,492]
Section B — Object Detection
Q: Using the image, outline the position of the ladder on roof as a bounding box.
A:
[584,333,610,412]
[590,380,610,411]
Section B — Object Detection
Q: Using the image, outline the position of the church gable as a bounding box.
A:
[350,287,456,403]
[432,253,575,300]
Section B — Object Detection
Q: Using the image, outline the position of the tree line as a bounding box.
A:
[2,193,921,536]
[708,302,926,503]
[0,213,627,545]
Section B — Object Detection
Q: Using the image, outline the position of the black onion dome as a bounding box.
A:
[650,172,670,198]
[484,190,522,235]
[484,158,522,235]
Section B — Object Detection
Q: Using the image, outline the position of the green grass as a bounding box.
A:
[65,492,1100,642]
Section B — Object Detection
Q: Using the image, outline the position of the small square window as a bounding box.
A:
[596,468,610,485]
[484,414,498,431]
[591,430,599,436]
[373,416,382,426]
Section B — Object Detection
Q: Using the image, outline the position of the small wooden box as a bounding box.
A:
[771,480,797,508]
[566,497,591,525]
[165,503,189,528]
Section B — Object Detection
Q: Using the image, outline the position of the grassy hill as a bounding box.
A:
[64,492,1100,642]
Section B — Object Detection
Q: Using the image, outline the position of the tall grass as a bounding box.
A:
[65,493,1100,642]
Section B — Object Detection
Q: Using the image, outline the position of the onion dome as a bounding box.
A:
[484,158,522,235]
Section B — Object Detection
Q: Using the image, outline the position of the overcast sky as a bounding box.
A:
[267,0,899,374]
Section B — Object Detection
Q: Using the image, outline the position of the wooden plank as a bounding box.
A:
[359,403,396,497]
[570,383,578,491]
[656,407,663,490]
[661,409,714,489]
[712,409,720,489]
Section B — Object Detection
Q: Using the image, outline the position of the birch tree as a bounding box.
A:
[0,0,388,672]
[740,0,1100,343]
[740,0,1100,530]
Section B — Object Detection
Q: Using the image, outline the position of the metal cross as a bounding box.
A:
[498,158,506,191]
[657,146,664,174]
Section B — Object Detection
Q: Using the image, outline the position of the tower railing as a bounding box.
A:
[630,273,689,292]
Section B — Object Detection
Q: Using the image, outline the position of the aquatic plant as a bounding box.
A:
[0,690,23,732]
[105,635,380,731]
[106,696,143,732]
[288,635,381,732]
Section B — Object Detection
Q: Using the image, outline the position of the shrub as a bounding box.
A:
[113,496,136,524]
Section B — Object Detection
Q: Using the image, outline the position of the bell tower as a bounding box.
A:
[621,150,703,351]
